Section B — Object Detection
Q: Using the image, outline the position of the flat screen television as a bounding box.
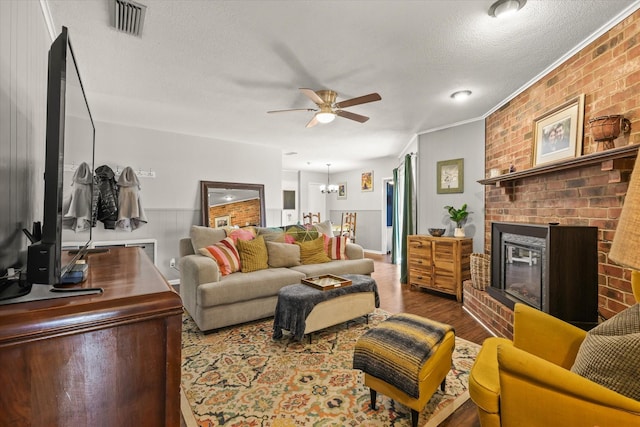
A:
[27,26,95,286]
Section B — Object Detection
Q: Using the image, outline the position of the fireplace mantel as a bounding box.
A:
[478,144,638,187]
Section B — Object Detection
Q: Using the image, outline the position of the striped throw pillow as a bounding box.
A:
[198,237,240,276]
[328,236,348,260]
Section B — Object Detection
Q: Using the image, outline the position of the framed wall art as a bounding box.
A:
[337,182,347,199]
[437,158,464,194]
[532,94,585,167]
[214,215,230,228]
[361,171,373,192]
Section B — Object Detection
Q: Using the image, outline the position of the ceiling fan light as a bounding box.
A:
[450,90,472,101]
[488,0,526,18]
[316,112,336,124]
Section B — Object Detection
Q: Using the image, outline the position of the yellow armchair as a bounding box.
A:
[469,273,640,426]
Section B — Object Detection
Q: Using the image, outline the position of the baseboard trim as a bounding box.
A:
[364,249,386,255]
[462,305,497,337]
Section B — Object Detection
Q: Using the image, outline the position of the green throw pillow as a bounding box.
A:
[236,235,269,273]
[295,236,331,265]
[571,304,640,400]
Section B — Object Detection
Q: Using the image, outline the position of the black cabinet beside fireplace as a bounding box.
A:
[489,222,598,330]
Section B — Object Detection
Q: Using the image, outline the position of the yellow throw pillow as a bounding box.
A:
[296,236,331,265]
[236,235,269,273]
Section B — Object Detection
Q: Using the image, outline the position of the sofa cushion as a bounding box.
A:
[198,268,306,307]
[290,258,374,277]
[198,237,240,276]
[328,236,348,260]
[190,225,226,252]
[571,304,640,400]
[296,236,331,265]
[236,235,269,273]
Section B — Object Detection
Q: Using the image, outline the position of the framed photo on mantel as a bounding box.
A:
[532,94,585,167]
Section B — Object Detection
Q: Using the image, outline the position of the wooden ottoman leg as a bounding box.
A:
[370,388,377,409]
[411,409,419,427]
[440,377,446,392]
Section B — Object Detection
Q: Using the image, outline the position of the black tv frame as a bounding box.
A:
[27,27,95,286]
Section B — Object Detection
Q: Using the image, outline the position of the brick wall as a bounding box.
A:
[468,10,640,331]
[464,281,514,339]
[208,199,261,227]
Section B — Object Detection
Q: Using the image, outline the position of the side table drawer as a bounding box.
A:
[409,268,431,288]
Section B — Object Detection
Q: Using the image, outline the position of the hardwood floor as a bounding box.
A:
[368,252,491,427]
[181,253,492,427]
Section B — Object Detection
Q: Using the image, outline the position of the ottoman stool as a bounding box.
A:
[353,313,455,427]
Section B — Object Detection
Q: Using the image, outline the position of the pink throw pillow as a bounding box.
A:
[227,228,256,244]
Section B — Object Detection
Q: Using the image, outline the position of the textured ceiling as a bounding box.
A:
[46,0,639,172]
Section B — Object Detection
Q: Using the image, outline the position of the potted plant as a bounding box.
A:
[444,204,470,237]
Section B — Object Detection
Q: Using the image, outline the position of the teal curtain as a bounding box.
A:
[400,153,415,284]
[391,167,401,264]
[391,154,416,283]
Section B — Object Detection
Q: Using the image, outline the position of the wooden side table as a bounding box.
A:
[407,235,472,302]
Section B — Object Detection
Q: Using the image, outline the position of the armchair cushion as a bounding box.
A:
[571,304,640,400]
[513,303,586,369]
[498,343,640,426]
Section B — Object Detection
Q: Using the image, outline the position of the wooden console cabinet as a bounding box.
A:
[408,235,472,302]
[0,247,183,427]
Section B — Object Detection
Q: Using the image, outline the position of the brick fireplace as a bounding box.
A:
[463,10,640,337]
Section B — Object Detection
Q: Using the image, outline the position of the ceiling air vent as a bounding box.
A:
[112,0,147,37]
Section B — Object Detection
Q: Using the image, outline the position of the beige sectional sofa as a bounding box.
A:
[179,225,374,331]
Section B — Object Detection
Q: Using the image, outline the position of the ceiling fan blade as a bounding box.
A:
[299,88,325,105]
[267,108,317,114]
[335,93,381,109]
[306,115,319,128]
[336,110,369,123]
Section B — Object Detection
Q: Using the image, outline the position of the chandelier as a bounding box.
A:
[320,163,338,194]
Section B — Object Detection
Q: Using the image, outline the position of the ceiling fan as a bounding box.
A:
[268,88,382,128]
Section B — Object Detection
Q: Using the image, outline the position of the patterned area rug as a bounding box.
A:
[182,309,480,427]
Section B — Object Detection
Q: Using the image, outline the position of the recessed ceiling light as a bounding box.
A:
[450,90,472,101]
[488,0,526,18]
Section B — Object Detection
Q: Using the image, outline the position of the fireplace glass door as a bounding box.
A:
[503,242,543,309]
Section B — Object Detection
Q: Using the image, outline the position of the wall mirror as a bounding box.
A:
[200,181,265,228]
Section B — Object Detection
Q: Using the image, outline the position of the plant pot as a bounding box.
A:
[454,227,465,238]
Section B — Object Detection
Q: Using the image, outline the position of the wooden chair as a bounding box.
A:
[340,212,357,243]
[302,212,321,225]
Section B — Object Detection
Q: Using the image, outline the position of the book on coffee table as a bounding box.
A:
[302,274,352,291]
